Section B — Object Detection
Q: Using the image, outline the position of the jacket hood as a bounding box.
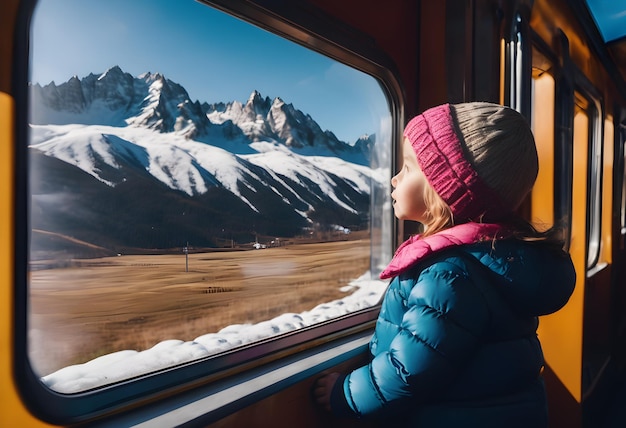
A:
[380,223,576,316]
[380,223,511,279]
[462,240,576,316]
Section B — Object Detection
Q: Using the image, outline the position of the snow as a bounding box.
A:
[30,124,250,198]
[41,272,388,393]
[29,123,378,215]
[243,141,372,214]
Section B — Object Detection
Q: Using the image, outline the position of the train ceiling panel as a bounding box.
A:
[583,0,626,86]
[585,0,626,43]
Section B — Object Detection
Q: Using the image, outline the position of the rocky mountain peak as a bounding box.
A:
[30,66,370,163]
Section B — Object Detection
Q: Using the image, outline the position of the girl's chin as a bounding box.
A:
[392,212,408,221]
[393,212,425,223]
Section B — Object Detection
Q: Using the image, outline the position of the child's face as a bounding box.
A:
[391,138,430,222]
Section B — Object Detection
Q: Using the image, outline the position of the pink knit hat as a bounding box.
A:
[403,102,538,222]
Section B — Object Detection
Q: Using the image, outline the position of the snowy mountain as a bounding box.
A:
[203,91,371,164]
[30,66,372,161]
[28,66,378,256]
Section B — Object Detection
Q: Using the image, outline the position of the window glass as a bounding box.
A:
[28,0,392,393]
[601,118,613,263]
[572,96,589,268]
[586,101,602,269]
[530,47,556,230]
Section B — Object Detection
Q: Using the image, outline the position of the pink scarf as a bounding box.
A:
[380,223,511,279]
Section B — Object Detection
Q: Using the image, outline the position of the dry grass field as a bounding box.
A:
[28,238,371,376]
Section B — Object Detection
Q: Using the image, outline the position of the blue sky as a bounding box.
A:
[30,0,389,143]
[585,0,626,42]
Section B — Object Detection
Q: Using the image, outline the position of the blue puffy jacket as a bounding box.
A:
[333,238,576,427]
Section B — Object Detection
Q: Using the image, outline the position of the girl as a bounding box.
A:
[313,102,576,427]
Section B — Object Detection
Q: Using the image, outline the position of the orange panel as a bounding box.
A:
[0,93,55,427]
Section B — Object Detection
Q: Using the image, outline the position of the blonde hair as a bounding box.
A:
[419,177,566,248]
[420,181,454,237]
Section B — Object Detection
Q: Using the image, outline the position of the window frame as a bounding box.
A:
[12,0,405,423]
[552,32,576,250]
[503,10,532,119]
[572,74,604,270]
[619,118,626,248]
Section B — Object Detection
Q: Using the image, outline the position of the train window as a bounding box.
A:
[573,91,603,269]
[601,118,614,264]
[530,47,556,230]
[26,0,393,397]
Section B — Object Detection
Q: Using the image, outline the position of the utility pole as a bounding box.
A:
[183,242,189,272]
